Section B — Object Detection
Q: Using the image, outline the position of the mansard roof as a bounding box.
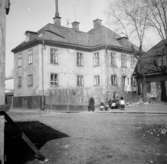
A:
[12,23,137,53]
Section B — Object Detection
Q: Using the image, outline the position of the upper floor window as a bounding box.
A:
[50,73,58,87]
[17,54,22,67]
[27,74,33,87]
[28,49,33,64]
[121,54,127,68]
[50,48,58,65]
[111,74,117,86]
[162,55,167,66]
[77,75,84,87]
[110,52,117,67]
[131,76,137,87]
[131,56,136,67]
[76,52,83,66]
[93,52,100,66]
[94,75,100,86]
[18,76,22,88]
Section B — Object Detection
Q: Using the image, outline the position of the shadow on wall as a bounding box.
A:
[4,121,69,164]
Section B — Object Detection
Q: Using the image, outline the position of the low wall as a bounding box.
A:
[0,116,4,164]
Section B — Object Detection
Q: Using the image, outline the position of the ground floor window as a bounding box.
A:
[111,74,117,86]
[50,73,58,87]
[94,75,100,86]
[77,75,84,87]
[27,74,33,87]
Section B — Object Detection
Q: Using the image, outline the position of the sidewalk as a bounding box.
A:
[8,103,167,115]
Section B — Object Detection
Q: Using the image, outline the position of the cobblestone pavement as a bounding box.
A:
[5,103,167,164]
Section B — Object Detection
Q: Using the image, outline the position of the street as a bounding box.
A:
[5,104,167,164]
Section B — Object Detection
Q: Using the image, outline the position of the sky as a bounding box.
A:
[6,0,161,78]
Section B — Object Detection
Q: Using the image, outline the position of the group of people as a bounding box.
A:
[88,96,125,112]
[100,97,125,111]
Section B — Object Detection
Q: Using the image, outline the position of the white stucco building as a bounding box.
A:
[12,2,137,110]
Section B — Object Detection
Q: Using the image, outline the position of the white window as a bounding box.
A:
[18,76,22,88]
[76,52,83,66]
[77,75,84,87]
[131,56,135,67]
[27,74,33,87]
[50,48,58,64]
[17,54,22,67]
[110,52,117,67]
[93,52,100,66]
[131,76,137,87]
[94,75,100,86]
[111,75,117,86]
[50,73,58,87]
[121,54,127,68]
[28,49,33,64]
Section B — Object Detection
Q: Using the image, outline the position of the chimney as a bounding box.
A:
[72,21,80,31]
[53,0,61,26]
[93,19,102,29]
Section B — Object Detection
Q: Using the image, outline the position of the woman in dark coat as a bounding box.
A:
[88,97,95,112]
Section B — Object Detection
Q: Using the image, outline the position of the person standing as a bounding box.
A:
[88,97,95,112]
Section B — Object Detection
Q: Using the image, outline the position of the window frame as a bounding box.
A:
[76,52,84,67]
[110,52,117,67]
[121,54,127,68]
[50,73,59,87]
[27,49,33,65]
[77,75,84,87]
[18,76,22,88]
[27,74,33,87]
[94,75,100,86]
[111,74,117,86]
[93,52,100,66]
[50,48,59,65]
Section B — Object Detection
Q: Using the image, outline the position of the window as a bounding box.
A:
[131,76,137,87]
[121,76,126,90]
[50,48,58,64]
[111,75,117,86]
[27,74,33,87]
[121,54,127,68]
[77,75,84,87]
[94,75,100,86]
[110,52,116,67]
[18,76,22,88]
[17,55,22,67]
[162,55,167,65]
[76,52,83,66]
[131,56,136,67]
[28,49,33,64]
[93,52,100,66]
[50,73,58,87]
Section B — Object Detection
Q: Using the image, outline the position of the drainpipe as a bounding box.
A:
[41,40,45,110]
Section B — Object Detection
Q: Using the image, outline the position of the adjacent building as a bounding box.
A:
[12,1,138,110]
[137,40,167,102]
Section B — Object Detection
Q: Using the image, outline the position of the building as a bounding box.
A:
[12,0,138,110]
[137,40,167,102]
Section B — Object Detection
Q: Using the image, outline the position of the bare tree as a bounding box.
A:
[106,0,149,97]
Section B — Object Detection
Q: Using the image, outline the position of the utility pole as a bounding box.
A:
[0,0,10,106]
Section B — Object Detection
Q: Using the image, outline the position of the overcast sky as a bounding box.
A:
[6,0,161,77]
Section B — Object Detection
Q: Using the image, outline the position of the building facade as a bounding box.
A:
[12,6,138,110]
[137,40,167,102]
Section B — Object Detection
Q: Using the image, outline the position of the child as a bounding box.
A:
[119,97,125,110]
[100,102,105,111]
